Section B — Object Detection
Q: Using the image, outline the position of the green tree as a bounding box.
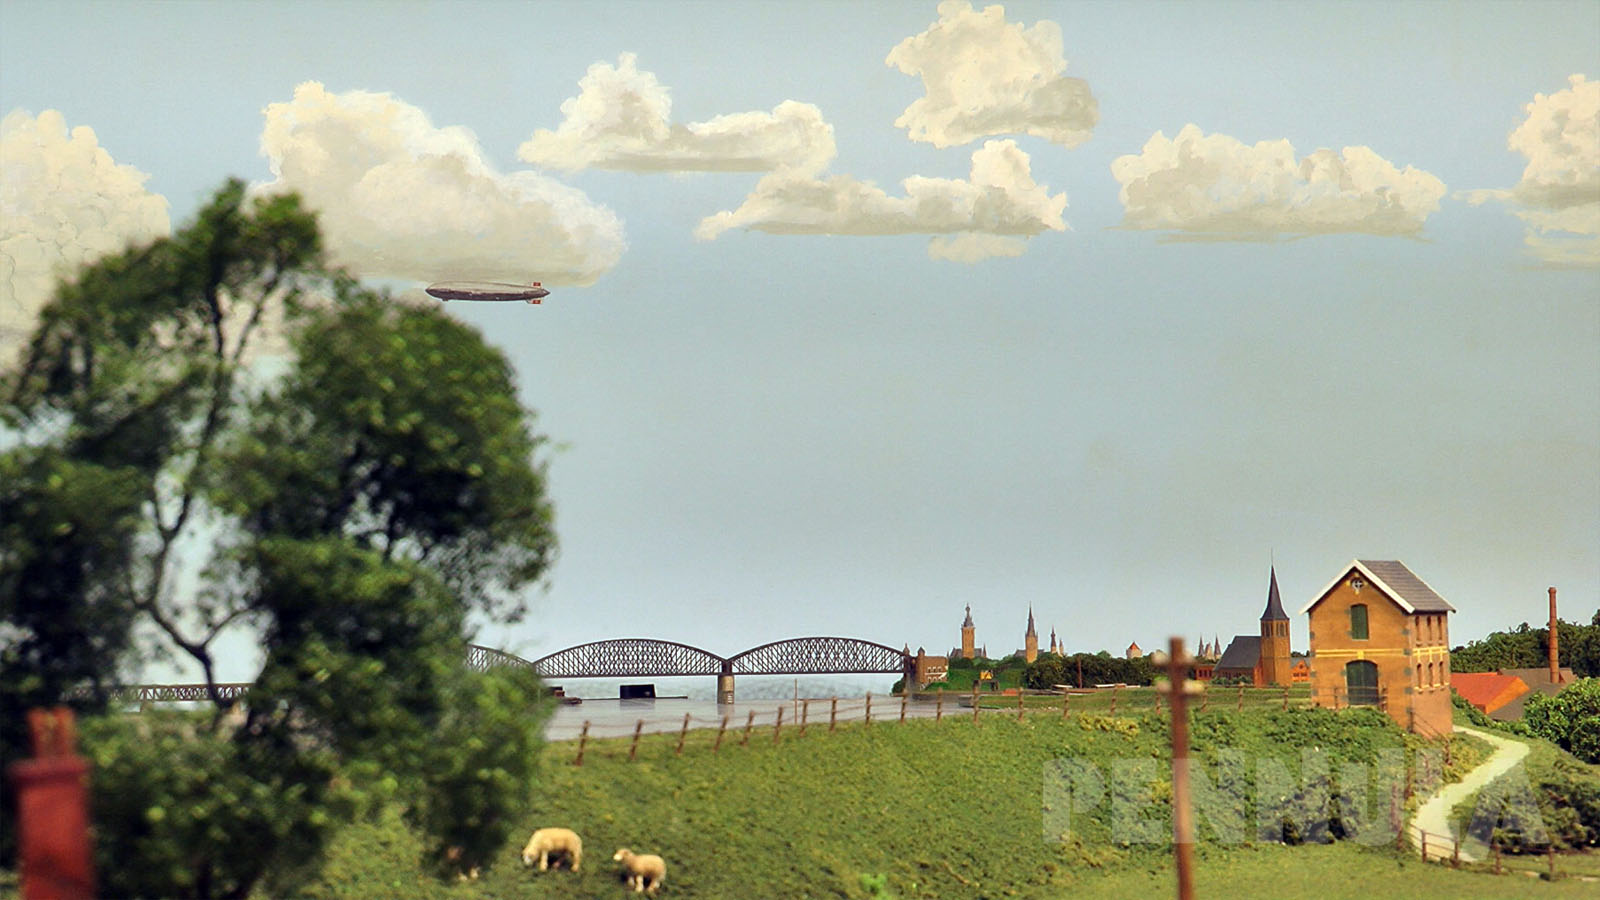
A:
[2,180,557,897]
[1450,615,1600,678]
[1524,678,1600,764]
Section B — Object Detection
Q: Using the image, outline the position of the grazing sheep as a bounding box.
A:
[613,848,666,894]
[521,827,583,872]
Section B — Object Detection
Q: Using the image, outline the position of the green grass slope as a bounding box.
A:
[292,707,1597,899]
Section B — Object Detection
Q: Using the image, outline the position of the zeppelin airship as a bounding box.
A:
[425,281,549,304]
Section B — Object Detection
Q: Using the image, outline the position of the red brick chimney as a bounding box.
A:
[1549,587,1560,684]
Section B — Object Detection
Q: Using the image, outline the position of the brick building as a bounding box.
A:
[1213,568,1293,686]
[1301,559,1454,736]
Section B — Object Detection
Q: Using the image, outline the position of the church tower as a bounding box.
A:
[1260,566,1292,685]
[1024,606,1039,663]
[961,605,976,660]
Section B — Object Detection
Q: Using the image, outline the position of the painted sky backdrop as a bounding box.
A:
[3,1,1597,679]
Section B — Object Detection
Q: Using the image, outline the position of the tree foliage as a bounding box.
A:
[1524,678,1600,764]
[1449,613,1600,678]
[1,180,557,897]
[1024,653,1155,689]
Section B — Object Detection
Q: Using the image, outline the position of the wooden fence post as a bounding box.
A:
[1237,684,1244,712]
[1017,690,1025,722]
[799,699,809,737]
[829,697,838,732]
[1451,835,1460,868]
[936,690,944,722]
[675,713,690,755]
[865,692,872,726]
[900,695,908,724]
[628,719,644,761]
[1282,684,1290,710]
[1200,690,1208,714]
[741,709,756,746]
[713,715,728,753]
[1061,691,1070,720]
[574,721,590,766]
[973,690,981,726]
[1420,830,1428,862]
[773,706,784,744]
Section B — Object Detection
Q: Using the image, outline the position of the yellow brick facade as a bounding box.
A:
[1306,566,1452,736]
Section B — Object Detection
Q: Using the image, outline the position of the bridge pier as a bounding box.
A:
[716,670,735,705]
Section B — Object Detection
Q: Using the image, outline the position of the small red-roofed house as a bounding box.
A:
[1451,672,1530,717]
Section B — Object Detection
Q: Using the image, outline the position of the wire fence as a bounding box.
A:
[556,683,1369,766]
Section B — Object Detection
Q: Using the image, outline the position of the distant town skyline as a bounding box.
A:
[3,1,1596,682]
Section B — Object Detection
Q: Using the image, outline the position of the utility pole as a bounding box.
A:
[1154,637,1201,900]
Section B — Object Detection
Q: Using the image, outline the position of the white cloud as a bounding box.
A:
[885,0,1096,149]
[1,109,171,364]
[1111,124,1446,238]
[695,139,1065,261]
[1469,75,1599,267]
[258,82,624,286]
[518,53,836,173]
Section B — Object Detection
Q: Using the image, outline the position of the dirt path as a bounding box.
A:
[1408,725,1530,862]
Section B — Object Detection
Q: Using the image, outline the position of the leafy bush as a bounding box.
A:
[1524,678,1600,763]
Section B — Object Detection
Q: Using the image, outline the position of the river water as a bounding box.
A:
[542,675,960,741]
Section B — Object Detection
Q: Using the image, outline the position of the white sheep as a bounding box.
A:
[521,827,583,872]
[613,848,666,894]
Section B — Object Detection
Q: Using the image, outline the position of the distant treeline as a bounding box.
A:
[1019,652,1156,689]
[1450,610,1600,678]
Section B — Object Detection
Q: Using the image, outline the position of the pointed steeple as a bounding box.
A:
[962,604,974,628]
[1050,627,1057,653]
[1261,566,1288,621]
[1025,605,1037,637]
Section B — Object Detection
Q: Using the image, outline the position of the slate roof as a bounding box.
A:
[1215,636,1261,672]
[1300,560,1455,615]
[1261,566,1288,621]
[1357,560,1454,612]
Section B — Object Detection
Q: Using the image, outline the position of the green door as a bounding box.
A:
[1345,660,1379,706]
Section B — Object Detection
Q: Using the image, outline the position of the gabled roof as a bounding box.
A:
[1215,636,1261,671]
[1450,672,1529,716]
[1299,559,1455,616]
[1261,566,1288,621]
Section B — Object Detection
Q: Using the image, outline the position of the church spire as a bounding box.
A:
[1025,605,1037,638]
[962,604,974,628]
[1261,566,1288,622]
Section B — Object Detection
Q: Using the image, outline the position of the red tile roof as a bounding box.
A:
[1451,672,1529,715]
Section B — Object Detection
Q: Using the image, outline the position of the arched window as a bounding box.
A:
[1350,604,1369,640]
[1427,661,1435,687]
[1345,660,1379,706]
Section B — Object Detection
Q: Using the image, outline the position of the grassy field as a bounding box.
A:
[969,682,1315,714]
[281,704,1599,899]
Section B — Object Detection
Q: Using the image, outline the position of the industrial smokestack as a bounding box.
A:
[1549,587,1560,685]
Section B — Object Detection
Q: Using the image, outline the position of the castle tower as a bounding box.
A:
[1024,605,1039,663]
[1050,626,1059,656]
[961,605,976,660]
[1260,566,1292,685]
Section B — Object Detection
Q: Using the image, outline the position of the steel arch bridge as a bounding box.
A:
[102,637,913,706]
[469,636,914,701]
